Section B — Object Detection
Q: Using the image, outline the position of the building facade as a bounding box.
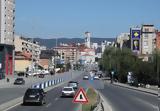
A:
[85,32,91,48]
[14,35,41,62]
[39,50,57,70]
[0,44,14,79]
[15,51,31,72]
[0,0,15,45]
[141,24,156,55]
[117,33,130,49]
[156,32,160,49]
[79,48,95,64]
[53,45,79,64]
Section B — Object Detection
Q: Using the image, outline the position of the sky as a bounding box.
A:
[15,0,160,38]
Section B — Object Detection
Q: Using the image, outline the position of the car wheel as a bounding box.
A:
[23,101,26,106]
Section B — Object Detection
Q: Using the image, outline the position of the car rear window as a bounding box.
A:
[63,88,73,91]
[25,89,41,95]
[17,78,23,80]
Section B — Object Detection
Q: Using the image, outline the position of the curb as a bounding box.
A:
[96,91,112,111]
[112,83,158,96]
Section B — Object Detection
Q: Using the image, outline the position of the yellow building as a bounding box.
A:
[15,52,32,72]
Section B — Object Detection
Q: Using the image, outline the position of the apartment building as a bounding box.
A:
[141,25,156,55]
[156,32,160,49]
[117,33,130,49]
[0,0,15,79]
[0,0,15,45]
[14,35,41,62]
[53,45,79,64]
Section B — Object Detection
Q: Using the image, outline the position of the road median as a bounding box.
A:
[82,87,102,111]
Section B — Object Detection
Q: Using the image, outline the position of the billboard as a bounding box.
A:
[131,30,141,39]
[132,40,140,50]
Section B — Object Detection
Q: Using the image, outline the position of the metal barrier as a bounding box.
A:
[31,78,63,89]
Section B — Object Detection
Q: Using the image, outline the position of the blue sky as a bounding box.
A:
[15,0,160,38]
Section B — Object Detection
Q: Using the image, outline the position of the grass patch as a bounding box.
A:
[82,88,98,111]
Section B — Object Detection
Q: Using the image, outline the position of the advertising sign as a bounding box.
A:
[133,40,140,50]
[132,30,141,39]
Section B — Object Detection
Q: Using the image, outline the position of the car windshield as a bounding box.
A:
[63,88,73,91]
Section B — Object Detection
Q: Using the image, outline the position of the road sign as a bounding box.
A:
[73,87,88,104]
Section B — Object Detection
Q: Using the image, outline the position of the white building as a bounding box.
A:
[91,43,98,49]
[117,33,130,49]
[141,24,156,55]
[79,48,95,64]
[85,32,91,48]
[101,40,112,53]
[0,0,15,45]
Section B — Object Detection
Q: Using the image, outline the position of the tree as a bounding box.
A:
[101,47,159,85]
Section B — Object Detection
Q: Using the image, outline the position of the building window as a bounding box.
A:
[144,28,149,32]
[144,34,148,38]
[144,41,148,46]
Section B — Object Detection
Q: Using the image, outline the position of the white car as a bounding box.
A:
[61,87,75,97]
[83,75,89,80]
[93,75,99,80]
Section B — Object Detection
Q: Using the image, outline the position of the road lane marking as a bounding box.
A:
[54,97,59,101]
[46,103,52,108]
[3,102,22,111]
[134,97,159,111]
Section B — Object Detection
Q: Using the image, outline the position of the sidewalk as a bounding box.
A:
[0,70,78,88]
[104,80,158,96]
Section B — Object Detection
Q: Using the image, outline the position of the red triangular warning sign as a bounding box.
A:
[73,87,88,104]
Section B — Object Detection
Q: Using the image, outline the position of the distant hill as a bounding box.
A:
[34,38,115,48]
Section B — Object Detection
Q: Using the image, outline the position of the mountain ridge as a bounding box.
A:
[34,38,115,48]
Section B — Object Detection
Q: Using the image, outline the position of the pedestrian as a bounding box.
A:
[7,78,10,82]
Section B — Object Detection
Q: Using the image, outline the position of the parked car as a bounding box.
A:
[68,81,79,90]
[38,74,45,78]
[14,78,25,85]
[23,88,46,105]
[17,72,25,76]
[61,87,75,97]
[93,75,99,80]
[83,75,89,80]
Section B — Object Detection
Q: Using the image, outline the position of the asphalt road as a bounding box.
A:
[0,71,81,106]
[8,72,104,111]
[99,83,159,111]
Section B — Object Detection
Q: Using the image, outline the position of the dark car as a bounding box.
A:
[38,74,45,78]
[68,81,79,90]
[14,78,25,85]
[23,88,46,105]
[17,72,25,76]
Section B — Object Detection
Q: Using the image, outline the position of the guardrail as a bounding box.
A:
[31,78,64,89]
